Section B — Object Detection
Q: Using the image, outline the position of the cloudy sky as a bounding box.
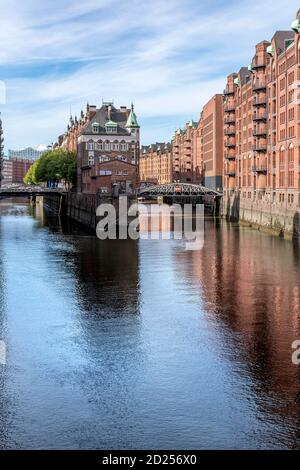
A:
[0,0,299,150]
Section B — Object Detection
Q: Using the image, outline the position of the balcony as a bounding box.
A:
[224,116,236,124]
[225,171,236,177]
[252,81,266,91]
[252,144,267,153]
[225,127,236,136]
[253,97,267,107]
[224,105,236,112]
[225,153,236,160]
[253,128,267,137]
[252,165,267,173]
[251,62,266,70]
[223,88,234,96]
[253,113,267,121]
[225,141,236,148]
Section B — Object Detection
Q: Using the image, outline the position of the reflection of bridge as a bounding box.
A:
[0,186,65,199]
[139,183,222,197]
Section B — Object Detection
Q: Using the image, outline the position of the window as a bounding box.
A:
[97,142,103,150]
[88,155,94,165]
[98,155,110,163]
[279,112,286,124]
[120,143,128,151]
[288,126,295,138]
[92,123,100,133]
[86,142,94,150]
[288,71,295,85]
[288,171,294,187]
[99,170,112,176]
[106,127,117,134]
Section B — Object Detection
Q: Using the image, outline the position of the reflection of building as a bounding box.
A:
[172,219,300,442]
[140,143,172,185]
[223,9,300,213]
[58,102,140,195]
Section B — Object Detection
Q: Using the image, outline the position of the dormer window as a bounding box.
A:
[92,122,100,133]
[105,120,118,134]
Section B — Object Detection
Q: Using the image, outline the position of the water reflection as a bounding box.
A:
[0,202,300,449]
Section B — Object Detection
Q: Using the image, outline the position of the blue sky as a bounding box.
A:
[0,0,299,150]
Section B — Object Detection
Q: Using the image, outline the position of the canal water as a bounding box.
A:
[0,201,300,449]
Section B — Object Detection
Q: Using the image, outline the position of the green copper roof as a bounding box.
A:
[188,120,197,128]
[105,120,118,127]
[266,44,274,56]
[125,105,139,128]
[291,18,300,33]
[234,77,240,86]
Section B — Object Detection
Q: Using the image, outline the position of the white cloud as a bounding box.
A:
[0,0,299,148]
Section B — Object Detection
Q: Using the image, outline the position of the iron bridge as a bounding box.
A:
[139,183,222,197]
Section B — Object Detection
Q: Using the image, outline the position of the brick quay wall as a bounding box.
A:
[222,195,300,241]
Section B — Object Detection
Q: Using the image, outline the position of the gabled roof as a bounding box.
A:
[271,31,294,55]
[81,104,135,136]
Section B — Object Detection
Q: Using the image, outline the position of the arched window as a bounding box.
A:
[288,144,294,164]
[279,146,285,165]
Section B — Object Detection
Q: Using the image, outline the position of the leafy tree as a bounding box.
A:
[23,160,39,185]
[24,149,77,189]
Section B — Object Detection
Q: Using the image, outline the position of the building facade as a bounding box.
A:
[196,94,224,191]
[140,143,172,185]
[8,147,46,160]
[0,113,4,187]
[2,156,35,184]
[223,9,300,234]
[73,102,140,194]
[172,121,199,184]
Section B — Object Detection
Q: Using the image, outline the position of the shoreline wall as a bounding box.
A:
[222,194,300,241]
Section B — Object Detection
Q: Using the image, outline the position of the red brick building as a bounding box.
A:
[223,9,300,216]
[58,102,140,195]
[1,157,34,184]
[140,143,172,185]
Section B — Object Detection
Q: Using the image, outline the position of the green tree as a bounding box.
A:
[23,159,39,185]
[24,149,77,189]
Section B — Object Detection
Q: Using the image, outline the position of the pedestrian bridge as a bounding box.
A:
[139,183,222,197]
[0,185,65,199]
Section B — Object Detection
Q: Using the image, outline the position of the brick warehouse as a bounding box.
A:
[222,9,300,234]
[140,94,223,191]
[140,143,172,186]
[58,102,140,195]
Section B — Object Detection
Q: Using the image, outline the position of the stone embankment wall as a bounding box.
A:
[222,194,300,240]
[44,193,137,232]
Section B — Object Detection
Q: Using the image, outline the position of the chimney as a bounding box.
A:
[108,104,112,120]
[88,105,97,121]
